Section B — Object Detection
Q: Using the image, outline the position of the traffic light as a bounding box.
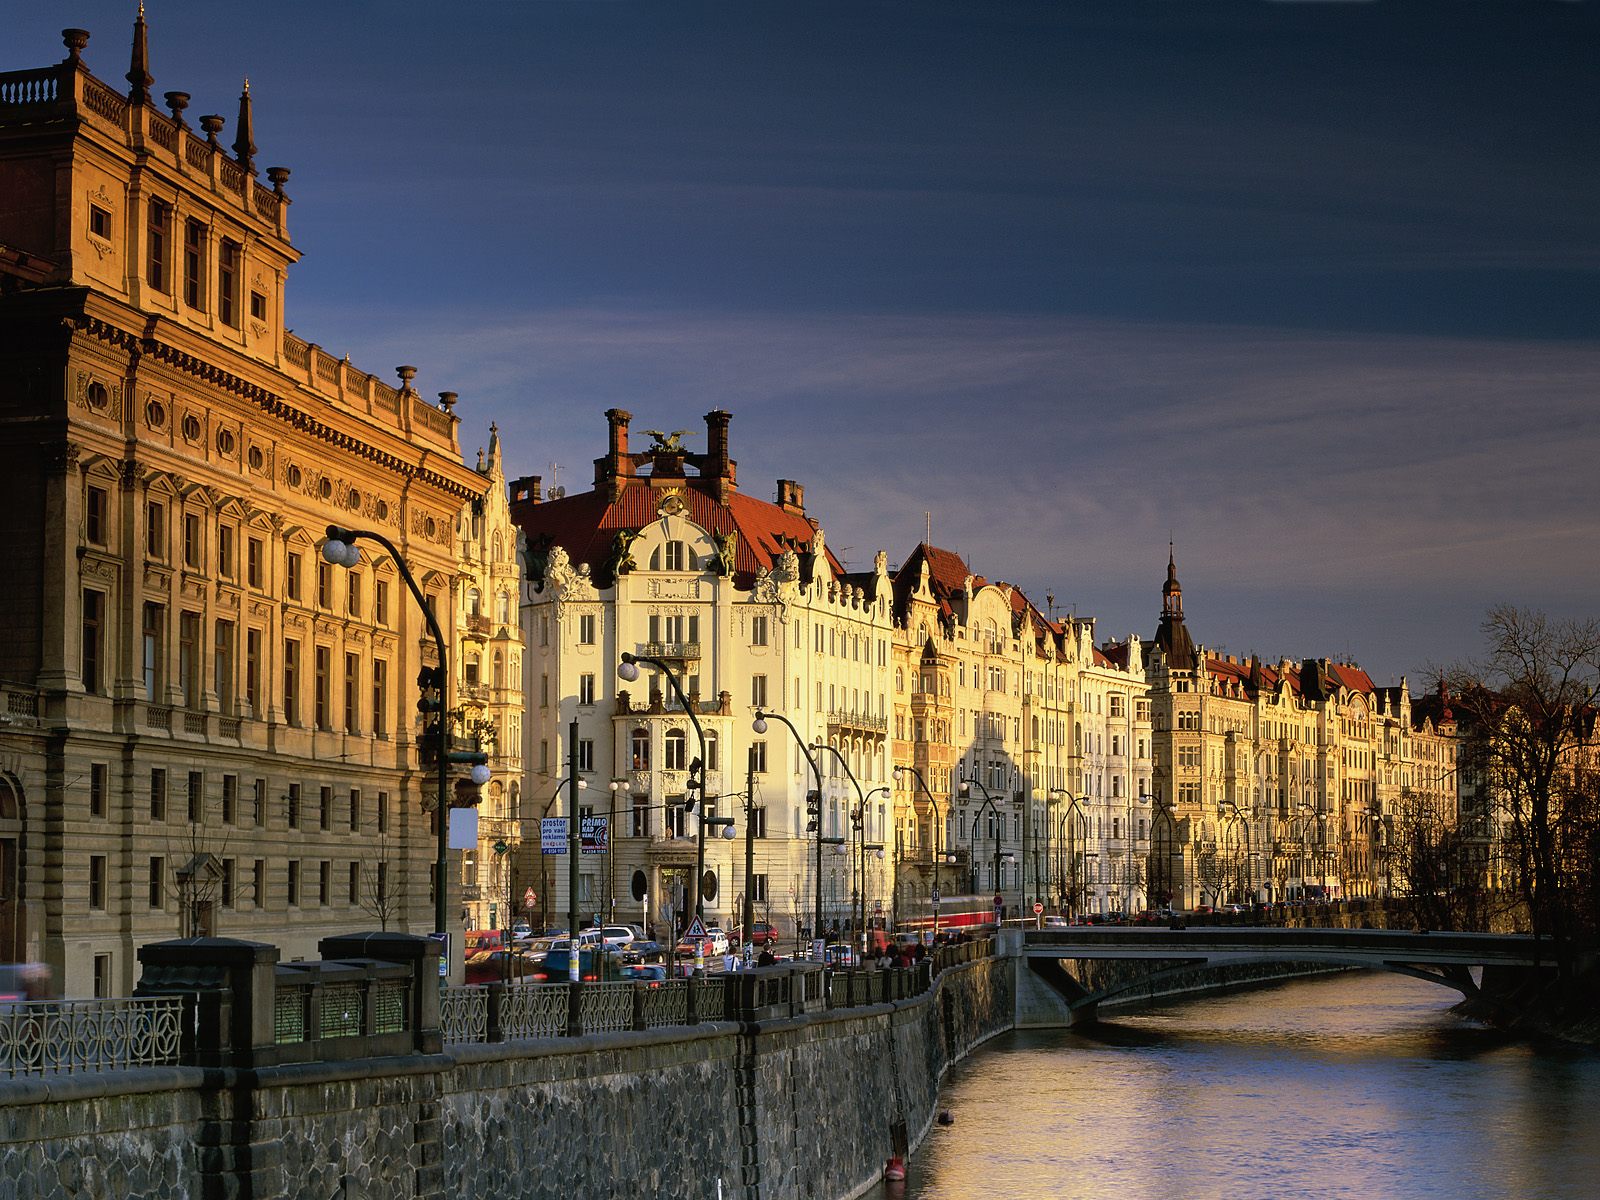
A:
[417,665,443,764]
[683,757,704,815]
[805,789,820,833]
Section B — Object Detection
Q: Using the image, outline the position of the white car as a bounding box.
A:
[597,925,636,947]
[703,928,731,956]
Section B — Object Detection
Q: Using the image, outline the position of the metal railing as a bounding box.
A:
[0,997,184,1077]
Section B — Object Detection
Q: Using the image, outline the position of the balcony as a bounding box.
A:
[641,641,700,661]
[464,613,492,639]
[827,709,888,735]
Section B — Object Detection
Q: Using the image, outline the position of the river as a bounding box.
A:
[871,971,1600,1200]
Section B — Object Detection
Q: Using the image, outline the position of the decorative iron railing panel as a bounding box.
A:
[641,980,689,1028]
[497,984,568,1041]
[319,983,364,1039]
[439,986,488,1044]
[579,983,634,1034]
[0,998,183,1077]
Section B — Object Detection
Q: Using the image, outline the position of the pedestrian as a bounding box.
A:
[757,948,776,967]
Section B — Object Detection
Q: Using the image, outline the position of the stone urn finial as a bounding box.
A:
[163,90,190,123]
[199,114,225,145]
[396,366,418,392]
[438,391,458,413]
[266,166,291,196]
[62,29,89,64]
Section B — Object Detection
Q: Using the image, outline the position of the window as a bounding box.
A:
[222,774,237,824]
[89,855,107,910]
[344,653,360,733]
[287,861,300,907]
[148,857,164,908]
[286,551,302,602]
[217,524,235,577]
[751,615,768,647]
[187,771,203,822]
[245,536,263,588]
[630,728,650,771]
[751,806,768,839]
[146,499,166,559]
[178,612,200,708]
[377,791,390,834]
[81,588,105,694]
[220,858,235,908]
[252,778,265,825]
[314,645,331,730]
[349,788,361,832]
[375,579,389,626]
[183,511,202,569]
[287,783,301,830]
[348,862,361,904]
[320,786,332,832]
[579,673,596,705]
[347,572,361,617]
[578,739,595,773]
[751,674,767,708]
[664,729,687,771]
[253,859,266,908]
[318,861,330,906]
[317,560,332,608]
[579,613,596,645]
[283,638,300,725]
[89,204,111,239]
[751,741,767,773]
[214,619,235,708]
[90,763,108,818]
[218,238,240,327]
[146,199,169,292]
[183,218,205,308]
[372,659,388,737]
[632,793,651,837]
[250,291,267,322]
[751,873,769,904]
[150,768,167,821]
[85,484,108,545]
[245,628,261,713]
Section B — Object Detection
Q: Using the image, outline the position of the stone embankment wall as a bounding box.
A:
[0,956,1012,1200]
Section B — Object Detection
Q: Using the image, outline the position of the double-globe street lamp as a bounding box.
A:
[813,742,874,951]
[618,654,734,952]
[751,710,836,946]
[854,786,890,954]
[1054,793,1087,917]
[893,764,957,935]
[959,773,1005,919]
[322,526,489,945]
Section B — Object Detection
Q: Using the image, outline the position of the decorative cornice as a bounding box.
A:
[72,315,481,504]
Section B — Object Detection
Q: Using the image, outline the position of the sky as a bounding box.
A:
[10,1,1599,684]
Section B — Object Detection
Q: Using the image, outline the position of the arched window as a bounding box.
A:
[464,652,481,688]
[630,728,651,771]
[705,731,719,772]
[664,728,688,771]
[467,587,481,617]
[492,652,504,689]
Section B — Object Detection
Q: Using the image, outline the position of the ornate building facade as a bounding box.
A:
[0,21,486,992]
[511,410,893,943]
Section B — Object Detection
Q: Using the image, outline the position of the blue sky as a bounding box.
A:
[11,2,1599,682]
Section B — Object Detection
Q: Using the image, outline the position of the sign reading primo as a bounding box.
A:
[541,816,610,854]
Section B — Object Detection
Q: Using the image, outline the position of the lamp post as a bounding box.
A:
[618,652,710,927]
[856,785,890,954]
[1053,794,1086,917]
[322,526,489,946]
[752,709,827,942]
[813,742,872,948]
[606,778,629,924]
[959,773,1005,921]
[894,763,953,923]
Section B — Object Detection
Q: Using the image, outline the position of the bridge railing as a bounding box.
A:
[29,931,997,1074]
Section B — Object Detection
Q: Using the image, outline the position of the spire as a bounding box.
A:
[233,78,257,172]
[1153,544,1197,671]
[127,2,153,105]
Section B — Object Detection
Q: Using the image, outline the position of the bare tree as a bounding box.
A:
[1446,606,1600,970]
[357,836,399,931]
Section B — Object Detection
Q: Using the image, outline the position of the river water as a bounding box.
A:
[871,972,1600,1200]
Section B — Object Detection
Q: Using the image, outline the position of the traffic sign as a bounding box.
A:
[931,887,940,903]
[1032,902,1044,915]
[683,915,708,939]
[523,887,536,910]
[874,901,884,914]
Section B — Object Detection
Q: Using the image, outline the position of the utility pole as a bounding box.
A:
[743,747,756,947]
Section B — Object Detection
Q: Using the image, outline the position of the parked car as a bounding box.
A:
[1040,915,1070,929]
[532,946,627,983]
[511,921,532,940]
[823,944,859,968]
[596,925,636,947]
[735,922,780,948]
[622,963,668,986]
[464,949,542,986]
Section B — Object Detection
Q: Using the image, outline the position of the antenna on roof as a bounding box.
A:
[924,511,931,544]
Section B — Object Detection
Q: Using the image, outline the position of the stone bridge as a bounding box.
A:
[1009,926,1567,1026]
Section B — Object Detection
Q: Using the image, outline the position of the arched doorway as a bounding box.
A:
[0,773,25,961]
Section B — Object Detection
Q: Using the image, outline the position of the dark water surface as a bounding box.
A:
[871,972,1600,1200]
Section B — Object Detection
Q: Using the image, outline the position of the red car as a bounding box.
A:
[737,922,780,948]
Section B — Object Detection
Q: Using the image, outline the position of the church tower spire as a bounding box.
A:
[1153,543,1197,671]
[126,2,153,106]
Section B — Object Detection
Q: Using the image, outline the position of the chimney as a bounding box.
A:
[704,409,736,502]
[509,475,542,506]
[776,479,805,515]
[594,408,634,502]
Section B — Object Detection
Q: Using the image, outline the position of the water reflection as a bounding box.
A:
[872,972,1600,1200]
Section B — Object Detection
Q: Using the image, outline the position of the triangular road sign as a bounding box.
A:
[683,916,708,939]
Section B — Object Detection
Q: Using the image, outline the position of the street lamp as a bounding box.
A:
[894,764,955,932]
[959,774,1005,921]
[856,785,890,954]
[619,652,711,929]
[1054,795,1086,917]
[813,742,872,947]
[322,526,489,945]
[752,709,827,944]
